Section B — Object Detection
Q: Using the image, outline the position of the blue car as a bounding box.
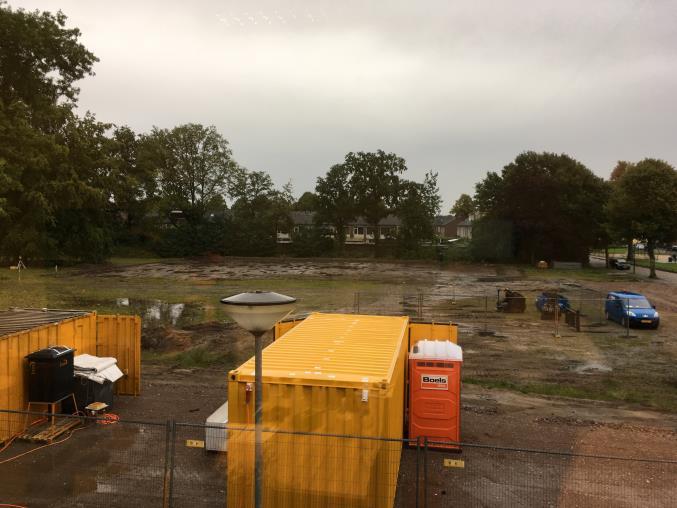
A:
[605,291,659,329]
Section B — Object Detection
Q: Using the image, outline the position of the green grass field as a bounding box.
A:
[634,259,677,273]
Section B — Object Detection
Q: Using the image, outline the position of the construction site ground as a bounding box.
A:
[1,257,676,506]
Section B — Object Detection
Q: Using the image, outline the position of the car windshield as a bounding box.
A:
[623,298,652,309]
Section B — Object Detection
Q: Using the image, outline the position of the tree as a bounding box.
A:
[474,171,503,214]
[315,164,356,252]
[295,191,318,211]
[398,172,442,254]
[0,4,112,261]
[105,126,159,243]
[609,161,635,260]
[473,151,608,264]
[228,166,274,204]
[150,124,235,223]
[345,150,407,249]
[227,168,291,256]
[610,161,632,182]
[0,3,97,116]
[450,193,475,218]
[607,159,677,278]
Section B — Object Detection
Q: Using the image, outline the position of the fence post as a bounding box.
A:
[415,437,421,508]
[168,420,177,508]
[484,294,488,334]
[423,436,428,508]
[554,291,560,339]
[626,298,630,338]
[162,420,172,508]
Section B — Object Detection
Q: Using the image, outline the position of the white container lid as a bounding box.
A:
[409,340,463,361]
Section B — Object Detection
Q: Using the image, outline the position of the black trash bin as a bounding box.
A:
[26,346,76,403]
[70,376,114,411]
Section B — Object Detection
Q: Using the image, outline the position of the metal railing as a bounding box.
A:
[1,409,675,507]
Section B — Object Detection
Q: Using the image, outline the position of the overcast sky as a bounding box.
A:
[12,0,677,209]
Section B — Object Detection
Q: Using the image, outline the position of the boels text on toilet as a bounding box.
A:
[421,374,448,390]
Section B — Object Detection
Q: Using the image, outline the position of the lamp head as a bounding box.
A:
[220,291,296,333]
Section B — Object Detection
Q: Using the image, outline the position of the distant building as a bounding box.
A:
[456,217,475,239]
[433,215,464,239]
[345,215,401,244]
[277,211,316,243]
[277,212,401,244]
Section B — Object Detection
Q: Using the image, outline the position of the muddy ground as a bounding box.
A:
[1,257,676,506]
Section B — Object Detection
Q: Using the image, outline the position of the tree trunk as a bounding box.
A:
[604,246,609,268]
[335,223,346,254]
[647,239,657,279]
[626,241,634,261]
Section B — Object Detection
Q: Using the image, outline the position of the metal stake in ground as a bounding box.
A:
[220,291,296,508]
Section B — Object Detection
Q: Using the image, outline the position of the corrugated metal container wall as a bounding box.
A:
[409,321,457,345]
[227,313,409,508]
[96,315,142,395]
[273,317,304,340]
[0,313,97,442]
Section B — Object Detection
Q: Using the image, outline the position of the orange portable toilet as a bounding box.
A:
[408,340,462,449]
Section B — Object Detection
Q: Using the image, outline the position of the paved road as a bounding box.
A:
[590,256,677,285]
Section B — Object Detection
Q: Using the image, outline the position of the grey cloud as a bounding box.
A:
[11,0,677,208]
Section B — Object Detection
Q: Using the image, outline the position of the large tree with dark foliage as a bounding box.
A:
[398,172,441,254]
[0,3,113,261]
[607,159,677,278]
[146,124,235,223]
[450,193,475,218]
[345,150,406,249]
[107,126,158,241]
[227,168,292,255]
[474,151,608,264]
[315,164,356,252]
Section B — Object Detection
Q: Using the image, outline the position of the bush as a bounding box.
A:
[290,227,333,257]
[153,220,228,257]
[470,219,514,262]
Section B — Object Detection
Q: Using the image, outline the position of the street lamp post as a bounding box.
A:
[220,291,296,508]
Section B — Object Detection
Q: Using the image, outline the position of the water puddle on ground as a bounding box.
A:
[572,361,613,374]
[114,299,206,328]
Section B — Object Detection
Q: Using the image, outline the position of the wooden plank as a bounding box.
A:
[19,418,81,443]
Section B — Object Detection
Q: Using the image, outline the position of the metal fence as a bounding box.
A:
[341,289,658,339]
[1,409,675,507]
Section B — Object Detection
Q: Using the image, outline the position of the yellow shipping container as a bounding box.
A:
[0,308,141,444]
[227,313,409,508]
[409,321,458,345]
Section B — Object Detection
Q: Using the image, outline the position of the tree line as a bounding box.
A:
[1,4,676,274]
[457,153,677,278]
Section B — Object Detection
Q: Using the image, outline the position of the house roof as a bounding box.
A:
[353,214,402,227]
[289,211,316,225]
[289,211,402,227]
[434,215,460,226]
[0,308,92,339]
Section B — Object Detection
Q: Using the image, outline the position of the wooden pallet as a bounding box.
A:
[18,417,82,443]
